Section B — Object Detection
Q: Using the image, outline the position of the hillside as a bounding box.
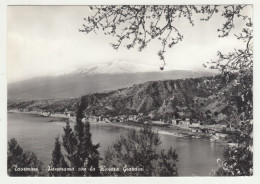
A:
[8,60,214,100]
[8,71,214,100]
[8,75,238,125]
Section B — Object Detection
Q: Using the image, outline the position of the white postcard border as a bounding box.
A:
[1,0,260,184]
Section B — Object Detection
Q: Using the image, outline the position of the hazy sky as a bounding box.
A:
[7,5,252,83]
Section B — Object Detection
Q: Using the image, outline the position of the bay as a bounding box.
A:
[7,112,224,176]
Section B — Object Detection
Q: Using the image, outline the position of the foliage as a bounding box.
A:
[211,64,253,175]
[49,136,69,176]
[7,138,45,176]
[81,5,253,176]
[205,6,253,176]
[102,125,178,176]
[80,5,249,69]
[60,97,101,176]
[212,145,253,176]
[155,147,179,176]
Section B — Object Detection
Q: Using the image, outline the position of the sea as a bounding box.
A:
[7,112,225,176]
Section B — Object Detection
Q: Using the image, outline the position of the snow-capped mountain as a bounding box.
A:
[77,60,160,74]
[56,60,184,76]
[8,60,214,100]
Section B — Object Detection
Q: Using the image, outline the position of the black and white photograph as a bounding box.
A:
[1,1,258,181]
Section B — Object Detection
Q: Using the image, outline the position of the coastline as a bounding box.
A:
[8,111,227,144]
[8,110,181,137]
[7,110,225,176]
[98,121,227,144]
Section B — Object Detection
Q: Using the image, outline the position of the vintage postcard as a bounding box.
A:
[1,0,259,184]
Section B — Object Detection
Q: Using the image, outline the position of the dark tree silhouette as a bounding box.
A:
[61,97,101,176]
[8,138,44,176]
[157,147,179,176]
[102,125,178,176]
[49,136,69,176]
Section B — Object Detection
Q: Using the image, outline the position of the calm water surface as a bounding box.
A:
[8,112,224,176]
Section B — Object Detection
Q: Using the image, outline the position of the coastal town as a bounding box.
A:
[8,107,238,143]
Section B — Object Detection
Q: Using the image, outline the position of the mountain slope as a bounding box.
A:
[71,60,161,75]
[8,68,214,100]
[8,75,237,124]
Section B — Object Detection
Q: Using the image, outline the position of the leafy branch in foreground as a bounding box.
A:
[207,8,253,176]
[81,5,253,176]
[80,5,249,69]
[212,145,253,176]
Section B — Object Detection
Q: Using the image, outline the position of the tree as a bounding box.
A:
[101,125,178,176]
[202,5,252,176]
[212,146,253,176]
[49,136,69,176]
[211,76,253,176]
[209,17,253,176]
[81,5,253,176]
[156,147,179,176]
[80,5,250,69]
[60,97,101,176]
[7,138,44,176]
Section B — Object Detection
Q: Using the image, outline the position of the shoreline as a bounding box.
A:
[7,111,227,144]
[7,111,225,176]
[8,110,181,136]
[98,121,227,144]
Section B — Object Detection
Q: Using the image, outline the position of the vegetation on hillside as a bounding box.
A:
[8,75,242,127]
